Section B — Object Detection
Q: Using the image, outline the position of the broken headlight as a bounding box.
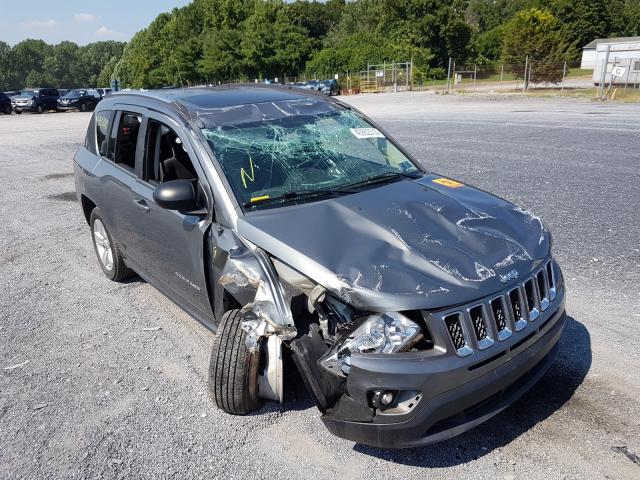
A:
[320,312,421,375]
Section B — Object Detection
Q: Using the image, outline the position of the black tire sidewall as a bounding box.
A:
[209,309,261,415]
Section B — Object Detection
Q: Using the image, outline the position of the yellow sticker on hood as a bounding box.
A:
[433,178,464,188]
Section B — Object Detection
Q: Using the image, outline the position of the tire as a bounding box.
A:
[37,105,43,114]
[208,309,261,415]
[3,105,10,115]
[81,103,87,112]
[89,208,133,282]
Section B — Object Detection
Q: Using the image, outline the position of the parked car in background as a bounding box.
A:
[0,92,12,114]
[12,88,59,114]
[319,79,341,96]
[58,89,102,112]
[96,88,112,97]
[304,79,320,91]
[4,90,20,98]
[57,89,69,98]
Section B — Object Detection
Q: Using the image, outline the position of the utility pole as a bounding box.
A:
[446,57,452,93]
[561,60,567,92]
[523,55,528,93]
[598,45,611,100]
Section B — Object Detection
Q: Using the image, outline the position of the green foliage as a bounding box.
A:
[2,0,638,92]
[240,0,313,78]
[502,8,573,83]
[550,0,608,58]
[0,39,124,90]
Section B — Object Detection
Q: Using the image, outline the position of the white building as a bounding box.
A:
[587,39,640,86]
[581,37,640,69]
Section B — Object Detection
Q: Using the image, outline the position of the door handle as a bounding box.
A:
[134,199,150,212]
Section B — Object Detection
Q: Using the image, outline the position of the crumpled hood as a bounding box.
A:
[237,174,550,311]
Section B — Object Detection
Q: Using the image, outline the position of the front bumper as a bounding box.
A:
[321,300,566,448]
[12,104,37,112]
[57,102,80,111]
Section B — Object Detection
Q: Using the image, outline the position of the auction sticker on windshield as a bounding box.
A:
[350,128,385,139]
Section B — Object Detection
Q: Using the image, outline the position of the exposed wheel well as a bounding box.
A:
[80,195,96,225]
[223,289,243,312]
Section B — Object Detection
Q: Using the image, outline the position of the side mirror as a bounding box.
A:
[153,180,197,211]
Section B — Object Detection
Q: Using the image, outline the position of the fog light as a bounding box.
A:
[380,391,394,406]
[370,390,397,410]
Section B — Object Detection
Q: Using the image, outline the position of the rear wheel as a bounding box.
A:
[2,105,10,115]
[89,208,133,282]
[208,309,261,415]
[36,105,43,114]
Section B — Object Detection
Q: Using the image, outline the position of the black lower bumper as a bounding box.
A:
[321,307,567,448]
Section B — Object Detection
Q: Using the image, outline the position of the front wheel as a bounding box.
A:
[3,105,10,115]
[36,105,43,114]
[81,103,87,112]
[89,208,133,282]
[208,309,261,415]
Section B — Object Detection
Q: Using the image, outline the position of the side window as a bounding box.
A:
[95,110,111,157]
[143,119,198,184]
[113,112,141,172]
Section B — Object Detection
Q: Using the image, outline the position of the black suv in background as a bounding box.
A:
[12,88,59,114]
[0,92,11,114]
[58,89,102,112]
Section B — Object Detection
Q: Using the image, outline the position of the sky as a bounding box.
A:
[0,0,193,46]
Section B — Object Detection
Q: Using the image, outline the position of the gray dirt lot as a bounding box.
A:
[0,94,639,480]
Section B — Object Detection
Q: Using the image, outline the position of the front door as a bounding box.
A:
[120,112,214,323]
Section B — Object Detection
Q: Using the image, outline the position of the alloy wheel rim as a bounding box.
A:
[93,219,114,271]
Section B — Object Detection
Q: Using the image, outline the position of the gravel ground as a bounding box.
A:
[1,95,639,480]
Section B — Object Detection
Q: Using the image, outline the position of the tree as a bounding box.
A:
[198,28,245,82]
[0,41,15,91]
[11,39,51,88]
[241,0,313,79]
[502,8,574,84]
[550,0,609,57]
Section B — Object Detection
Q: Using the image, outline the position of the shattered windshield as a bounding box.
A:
[202,109,420,210]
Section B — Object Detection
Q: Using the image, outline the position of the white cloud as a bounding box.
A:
[95,26,127,39]
[21,19,59,29]
[74,13,100,23]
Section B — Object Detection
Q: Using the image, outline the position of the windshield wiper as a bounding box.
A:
[338,171,422,191]
[242,189,351,209]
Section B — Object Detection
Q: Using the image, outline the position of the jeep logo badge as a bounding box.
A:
[499,269,519,283]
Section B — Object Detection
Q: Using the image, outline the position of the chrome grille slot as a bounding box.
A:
[546,260,557,300]
[490,296,512,341]
[444,313,472,357]
[468,305,494,350]
[508,288,527,331]
[537,270,550,311]
[469,305,487,340]
[524,278,540,320]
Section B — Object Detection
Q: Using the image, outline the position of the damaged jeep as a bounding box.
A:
[74,85,566,448]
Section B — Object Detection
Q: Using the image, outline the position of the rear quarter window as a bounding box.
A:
[95,111,111,156]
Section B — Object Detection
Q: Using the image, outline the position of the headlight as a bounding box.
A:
[27,100,33,105]
[321,312,421,375]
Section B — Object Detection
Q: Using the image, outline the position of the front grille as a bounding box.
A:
[438,259,557,357]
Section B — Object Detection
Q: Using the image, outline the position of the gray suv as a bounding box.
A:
[74,86,566,448]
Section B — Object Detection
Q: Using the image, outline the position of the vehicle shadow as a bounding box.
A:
[351,315,591,466]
